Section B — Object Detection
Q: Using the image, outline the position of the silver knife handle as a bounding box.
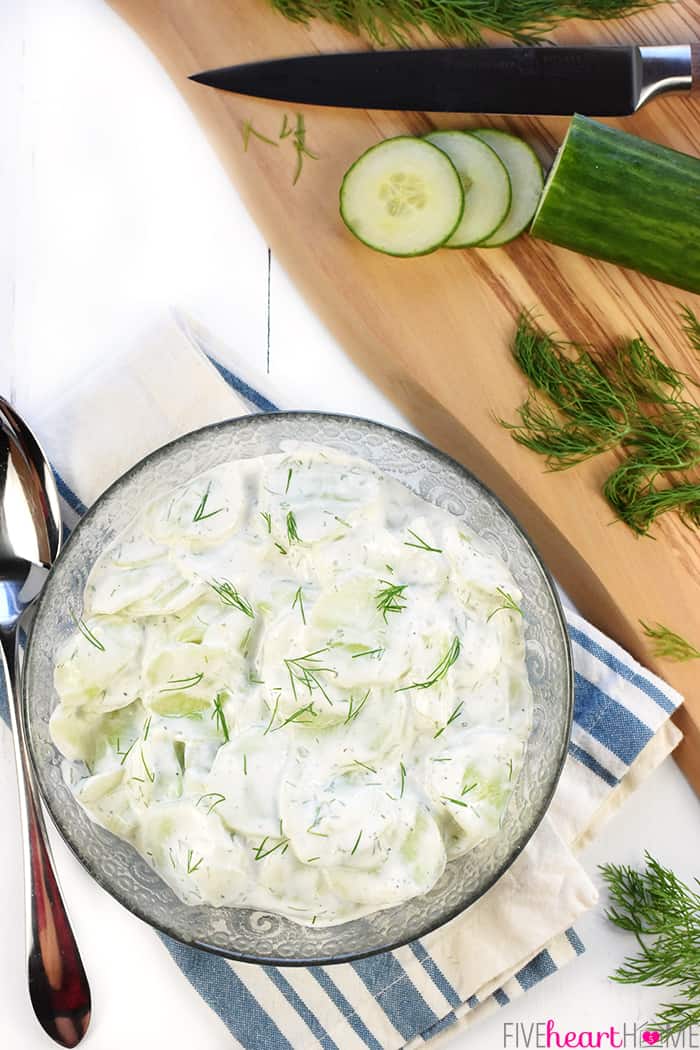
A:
[637,45,693,109]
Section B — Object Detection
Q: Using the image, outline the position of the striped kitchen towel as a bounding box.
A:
[1,314,683,1050]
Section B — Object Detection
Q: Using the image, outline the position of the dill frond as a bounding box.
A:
[397,638,461,693]
[640,621,700,661]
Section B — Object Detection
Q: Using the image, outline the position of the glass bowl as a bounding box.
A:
[23,412,572,966]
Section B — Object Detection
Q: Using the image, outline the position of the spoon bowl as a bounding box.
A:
[0,396,91,1047]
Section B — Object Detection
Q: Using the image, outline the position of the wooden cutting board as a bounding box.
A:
[109,0,700,790]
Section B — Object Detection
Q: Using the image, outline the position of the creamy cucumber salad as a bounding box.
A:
[50,444,532,927]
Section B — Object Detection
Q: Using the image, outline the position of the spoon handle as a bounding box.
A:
[2,640,92,1047]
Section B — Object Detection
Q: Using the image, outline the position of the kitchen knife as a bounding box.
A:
[190,44,699,116]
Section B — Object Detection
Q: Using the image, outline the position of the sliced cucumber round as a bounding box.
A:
[424,130,511,248]
[470,129,544,247]
[339,136,464,257]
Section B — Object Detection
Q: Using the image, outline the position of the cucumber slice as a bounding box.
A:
[424,131,511,248]
[340,136,464,257]
[471,129,544,247]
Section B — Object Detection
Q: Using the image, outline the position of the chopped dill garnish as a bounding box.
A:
[118,739,136,766]
[397,638,461,693]
[210,578,255,618]
[192,483,223,522]
[345,689,370,724]
[353,759,377,774]
[197,792,226,815]
[306,857,320,863]
[487,587,523,622]
[312,915,317,925]
[461,781,478,796]
[286,510,301,543]
[71,611,105,651]
[292,113,318,185]
[351,648,384,660]
[211,692,230,742]
[501,310,700,535]
[404,529,442,553]
[279,113,293,139]
[275,542,288,555]
[307,827,329,838]
[350,830,363,855]
[400,761,406,799]
[292,586,307,624]
[249,673,264,684]
[507,758,514,781]
[253,836,289,861]
[140,748,155,783]
[186,849,204,874]
[640,621,700,661]
[334,515,351,528]
[284,647,337,706]
[263,695,280,736]
[375,579,407,622]
[433,699,464,738]
[285,467,293,493]
[385,564,394,573]
[243,754,248,775]
[441,795,469,808]
[143,716,152,741]
[241,120,279,151]
[272,702,317,731]
[261,511,272,533]
[159,672,204,693]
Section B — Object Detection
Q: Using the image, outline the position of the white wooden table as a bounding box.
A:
[1,3,699,1048]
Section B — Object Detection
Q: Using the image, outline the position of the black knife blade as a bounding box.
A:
[189,45,694,117]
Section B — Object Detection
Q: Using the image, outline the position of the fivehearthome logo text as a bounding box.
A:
[503,1021,700,1048]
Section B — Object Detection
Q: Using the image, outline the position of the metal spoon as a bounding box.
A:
[0,396,91,1047]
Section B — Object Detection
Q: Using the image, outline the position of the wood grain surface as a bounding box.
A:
[109,0,700,788]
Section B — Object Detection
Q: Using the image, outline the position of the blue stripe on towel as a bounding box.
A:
[53,468,88,517]
[568,623,676,715]
[262,967,339,1050]
[515,949,557,991]
[408,941,462,1009]
[567,741,619,787]
[352,954,440,1041]
[309,969,383,1050]
[420,1010,458,1040]
[574,672,653,765]
[493,987,510,1006]
[206,356,279,414]
[565,928,585,956]
[160,936,293,1049]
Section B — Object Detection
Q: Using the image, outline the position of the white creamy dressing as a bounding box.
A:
[50,444,532,926]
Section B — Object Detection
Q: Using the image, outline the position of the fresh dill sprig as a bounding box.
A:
[600,852,700,1040]
[441,795,469,808]
[353,759,377,774]
[272,702,317,731]
[284,647,337,706]
[253,836,289,861]
[375,579,407,621]
[268,0,664,46]
[404,529,442,553]
[140,748,155,783]
[159,672,204,693]
[242,120,279,151]
[263,694,280,736]
[186,848,204,874]
[292,586,306,624]
[143,716,152,741]
[261,511,272,533]
[292,113,318,185]
[211,692,230,742]
[397,638,461,693]
[461,780,478,796]
[351,648,384,660]
[117,739,137,766]
[285,467,293,493]
[209,579,255,618]
[279,113,293,139]
[350,830,363,856]
[71,611,105,651]
[275,542,288,555]
[433,700,464,739]
[345,689,370,724]
[192,483,223,522]
[640,621,700,661]
[286,510,301,543]
[487,587,523,622]
[502,311,700,535]
[681,306,700,358]
[197,792,226,815]
[399,761,406,799]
